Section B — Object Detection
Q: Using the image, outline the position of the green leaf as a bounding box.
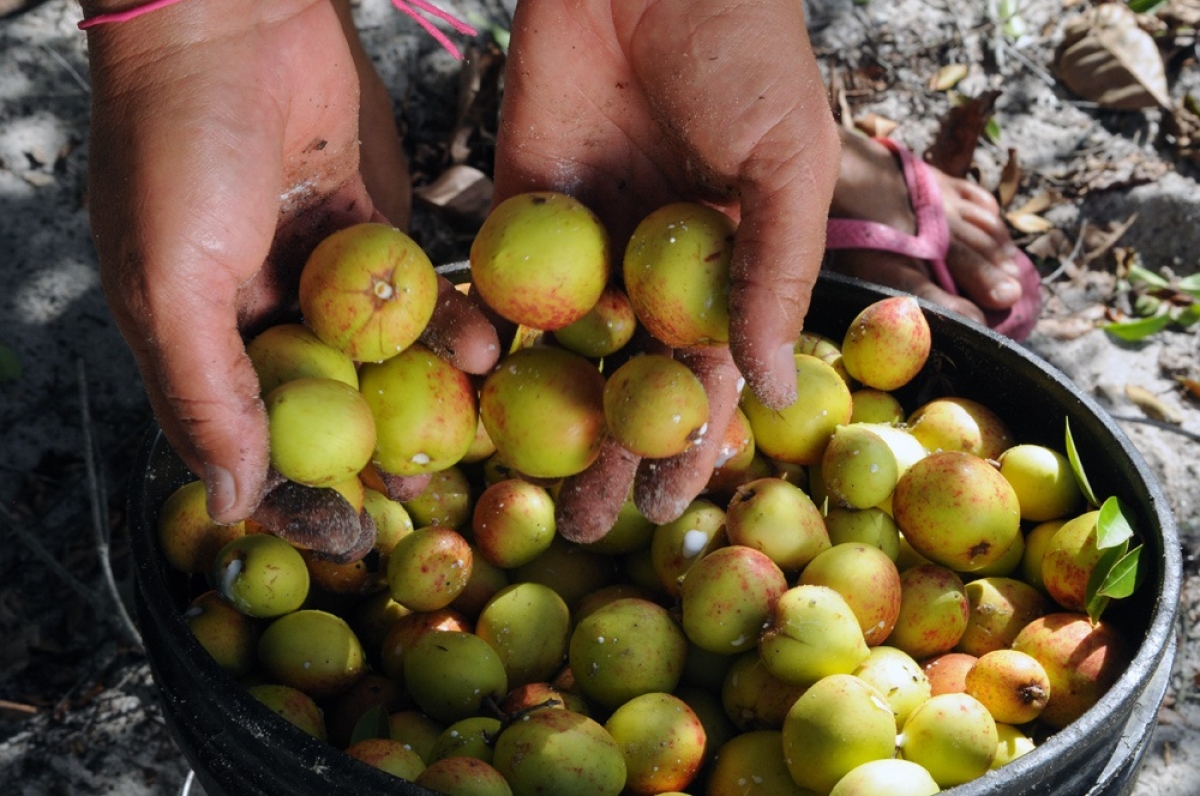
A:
[1126,264,1171,289]
[1096,544,1144,600]
[1126,0,1168,14]
[1096,496,1135,549]
[1171,302,1200,328]
[1177,273,1200,300]
[1085,540,1128,622]
[349,703,391,746]
[984,118,1002,145]
[0,343,20,382]
[1102,313,1172,341]
[1064,419,1099,508]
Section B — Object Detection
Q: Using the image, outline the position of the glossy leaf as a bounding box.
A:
[1102,312,1172,341]
[1097,544,1145,600]
[1085,540,1128,622]
[1097,495,1135,549]
[1064,419,1100,508]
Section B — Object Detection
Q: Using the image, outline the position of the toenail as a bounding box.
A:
[991,279,1021,303]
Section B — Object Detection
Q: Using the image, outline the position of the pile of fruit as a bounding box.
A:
[158,192,1144,796]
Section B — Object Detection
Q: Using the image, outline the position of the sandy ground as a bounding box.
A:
[1,0,1198,793]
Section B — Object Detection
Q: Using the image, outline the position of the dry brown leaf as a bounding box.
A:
[1082,215,1139,265]
[1006,213,1057,234]
[926,90,1001,179]
[1162,96,1200,165]
[1010,191,1058,217]
[930,64,970,92]
[413,164,494,222]
[1054,3,1171,110]
[852,113,899,138]
[1126,384,1184,425]
[1177,377,1200,401]
[1036,314,1100,340]
[1025,228,1076,262]
[998,148,1021,209]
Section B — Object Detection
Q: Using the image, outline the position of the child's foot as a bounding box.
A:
[826,129,1033,331]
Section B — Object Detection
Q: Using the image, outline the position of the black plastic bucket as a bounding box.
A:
[128,269,1181,796]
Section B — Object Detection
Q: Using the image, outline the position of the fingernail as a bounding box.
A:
[991,278,1021,304]
[205,463,237,520]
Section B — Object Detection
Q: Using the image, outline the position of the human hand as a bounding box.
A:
[492,0,841,537]
[86,0,494,525]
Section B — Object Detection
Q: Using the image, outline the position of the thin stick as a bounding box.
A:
[77,358,144,653]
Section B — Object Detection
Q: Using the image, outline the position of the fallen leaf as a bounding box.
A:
[998,148,1021,209]
[1161,95,1200,165]
[1054,3,1171,110]
[1006,212,1057,234]
[1125,384,1184,424]
[413,164,494,222]
[852,113,898,138]
[930,64,970,92]
[1082,215,1139,265]
[1177,377,1200,401]
[926,90,1001,178]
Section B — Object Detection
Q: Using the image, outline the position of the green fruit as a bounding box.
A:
[759,585,870,687]
[265,377,376,487]
[741,354,853,465]
[476,582,571,687]
[603,354,709,459]
[429,716,503,764]
[798,542,902,647]
[829,759,941,796]
[258,609,366,699]
[849,388,907,425]
[182,590,260,678]
[720,651,808,731]
[472,479,557,569]
[247,683,327,741]
[158,479,245,574]
[622,201,735,347]
[887,564,969,661]
[852,645,931,728]
[403,630,509,725]
[1021,519,1065,594]
[246,322,359,395]
[999,444,1083,521]
[821,423,901,510]
[416,757,514,796]
[992,723,1036,769]
[212,533,309,618]
[509,535,617,609]
[1040,510,1105,613]
[604,692,706,795]
[493,710,626,796]
[360,342,478,477]
[479,346,606,479]
[569,598,687,710]
[906,396,1014,461]
[553,285,638,359]
[299,222,439,363]
[899,693,997,788]
[388,710,445,764]
[782,673,898,794]
[387,526,473,612]
[650,498,727,598]
[956,576,1048,657]
[344,737,427,780]
[707,730,813,796]
[824,506,901,562]
[840,295,931,391]
[725,477,830,573]
[469,191,610,330]
[678,545,788,654]
[401,465,474,530]
[892,450,1021,573]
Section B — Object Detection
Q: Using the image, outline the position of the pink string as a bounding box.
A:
[78,0,479,61]
[77,0,185,29]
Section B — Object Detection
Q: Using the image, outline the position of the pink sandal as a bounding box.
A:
[825,138,1042,341]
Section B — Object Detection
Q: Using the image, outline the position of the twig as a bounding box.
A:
[38,42,90,94]
[1108,414,1200,445]
[77,358,144,653]
[2,503,104,605]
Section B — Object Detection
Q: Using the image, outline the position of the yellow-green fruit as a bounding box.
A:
[388,710,445,764]
[707,731,815,796]
[569,597,687,710]
[956,576,1048,657]
[892,451,1021,573]
[998,444,1084,521]
[246,322,359,395]
[992,723,1036,769]
[964,648,1051,725]
[841,296,931,391]
[360,343,478,477]
[899,693,997,788]
[299,222,438,363]
[212,533,309,618]
[429,716,503,764]
[403,630,508,725]
[158,479,244,574]
[720,651,809,731]
[476,582,571,687]
[798,543,902,647]
[650,498,727,598]
[247,683,327,741]
[493,709,626,796]
[473,479,557,569]
[821,423,901,510]
[470,191,610,330]
[725,477,830,573]
[852,645,931,728]
[741,354,854,465]
[782,673,898,794]
[795,330,854,385]
[906,396,1014,461]
[829,759,941,796]
[387,526,473,612]
[604,692,706,796]
[344,738,427,780]
[759,585,871,687]
[401,465,474,530]
[1040,510,1104,612]
[888,564,969,661]
[679,545,788,654]
[416,757,514,796]
[850,388,907,425]
[479,346,606,479]
[183,590,260,678]
[603,353,709,459]
[623,201,735,348]
[258,609,365,699]
[1021,519,1066,593]
[265,377,376,487]
[824,506,901,562]
[553,284,638,358]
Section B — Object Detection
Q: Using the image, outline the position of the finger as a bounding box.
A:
[633,345,742,524]
[419,276,503,375]
[555,437,641,544]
